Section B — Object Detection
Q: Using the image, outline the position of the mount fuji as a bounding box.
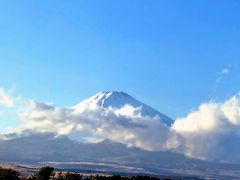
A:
[73,91,173,126]
[1,91,240,179]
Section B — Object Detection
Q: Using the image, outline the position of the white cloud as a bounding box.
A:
[113,104,143,118]
[213,65,232,93]
[8,94,240,163]
[14,101,171,151]
[222,68,229,74]
[3,88,240,163]
[0,88,14,107]
[171,94,240,162]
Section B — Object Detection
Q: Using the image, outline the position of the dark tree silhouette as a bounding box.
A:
[54,172,83,180]
[0,166,175,180]
[64,172,82,180]
[30,166,54,180]
[0,167,20,180]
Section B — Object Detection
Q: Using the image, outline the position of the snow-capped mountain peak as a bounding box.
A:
[73,91,173,126]
[79,91,143,108]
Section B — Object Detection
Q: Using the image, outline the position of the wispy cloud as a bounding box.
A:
[0,88,14,107]
[222,68,229,74]
[216,65,232,83]
[211,64,236,98]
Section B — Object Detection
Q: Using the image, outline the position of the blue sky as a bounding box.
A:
[0,0,240,122]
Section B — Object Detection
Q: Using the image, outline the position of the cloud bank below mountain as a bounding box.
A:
[1,89,240,163]
[17,99,172,151]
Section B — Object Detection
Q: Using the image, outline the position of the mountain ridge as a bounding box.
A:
[73,91,173,126]
[0,133,240,179]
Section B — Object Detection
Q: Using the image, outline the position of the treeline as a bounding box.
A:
[0,166,173,180]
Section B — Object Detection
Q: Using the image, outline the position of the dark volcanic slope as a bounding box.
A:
[1,133,240,179]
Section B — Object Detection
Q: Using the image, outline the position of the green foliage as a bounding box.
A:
[0,167,20,180]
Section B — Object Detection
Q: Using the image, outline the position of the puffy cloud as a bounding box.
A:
[18,101,73,135]
[15,101,171,151]
[171,94,240,162]
[0,88,14,107]
[4,88,240,163]
[112,104,143,118]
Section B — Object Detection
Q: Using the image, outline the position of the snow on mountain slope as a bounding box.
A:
[73,91,173,126]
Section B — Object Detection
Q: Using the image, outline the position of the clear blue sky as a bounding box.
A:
[0,0,240,119]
